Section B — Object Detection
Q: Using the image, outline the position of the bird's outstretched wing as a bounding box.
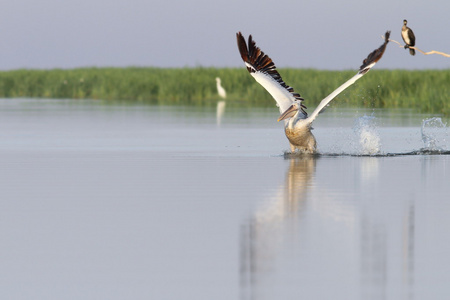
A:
[307,31,391,123]
[359,31,391,74]
[236,32,307,117]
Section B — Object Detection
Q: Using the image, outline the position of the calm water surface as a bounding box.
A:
[0,99,449,300]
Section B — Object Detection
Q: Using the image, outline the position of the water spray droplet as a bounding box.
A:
[353,115,381,155]
[421,117,448,150]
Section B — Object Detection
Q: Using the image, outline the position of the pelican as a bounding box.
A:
[236,31,390,154]
[215,77,227,99]
[401,20,416,56]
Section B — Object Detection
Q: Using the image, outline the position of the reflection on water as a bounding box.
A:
[240,155,425,300]
[360,188,415,300]
[240,157,316,299]
[2,99,450,300]
[216,100,226,126]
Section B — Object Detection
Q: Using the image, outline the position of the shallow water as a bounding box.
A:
[0,99,450,299]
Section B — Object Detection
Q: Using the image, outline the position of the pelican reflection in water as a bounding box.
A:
[240,157,416,299]
[240,157,317,299]
[237,31,390,154]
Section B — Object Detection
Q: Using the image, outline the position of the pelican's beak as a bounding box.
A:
[277,104,298,122]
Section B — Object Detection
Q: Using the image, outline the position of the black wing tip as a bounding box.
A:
[236,32,260,72]
[236,31,306,112]
[236,32,248,63]
[358,30,391,74]
[236,31,276,74]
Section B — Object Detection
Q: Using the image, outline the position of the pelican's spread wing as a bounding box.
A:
[236,32,306,117]
[307,31,391,123]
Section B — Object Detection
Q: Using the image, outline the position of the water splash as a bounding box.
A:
[421,117,448,150]
[352,115,381,155]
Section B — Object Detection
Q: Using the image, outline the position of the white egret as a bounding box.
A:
[215,77,227,99]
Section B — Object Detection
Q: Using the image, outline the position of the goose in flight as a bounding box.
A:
[401,20,416,56]
[236,31,390,154]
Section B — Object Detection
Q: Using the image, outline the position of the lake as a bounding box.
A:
[0,98,449,300]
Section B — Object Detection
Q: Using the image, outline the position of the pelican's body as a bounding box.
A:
[285,121,316,153]
[401,19,416,56]
[236,31,390,154]
[215,77,227,99]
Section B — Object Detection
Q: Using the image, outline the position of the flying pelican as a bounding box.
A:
[236,31,390,154]
[215,77,227,99]
[401,20,416,56]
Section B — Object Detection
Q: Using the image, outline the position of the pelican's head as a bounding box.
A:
[403,19,408,25]
[277,101,301,122]
[215,77,221,83]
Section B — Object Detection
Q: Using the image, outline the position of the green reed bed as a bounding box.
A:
[0,67,448,114]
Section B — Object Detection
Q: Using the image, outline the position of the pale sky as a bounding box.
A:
[0,0,449,70]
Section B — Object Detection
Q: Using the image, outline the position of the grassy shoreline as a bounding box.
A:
[0,67,448,114]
